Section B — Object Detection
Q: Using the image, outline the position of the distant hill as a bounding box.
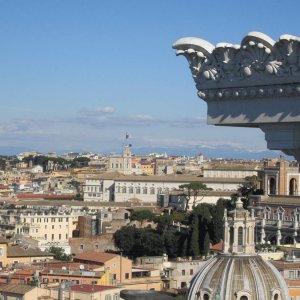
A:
[0,144,291,161]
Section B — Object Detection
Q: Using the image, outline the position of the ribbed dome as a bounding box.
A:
[188,254,289,300]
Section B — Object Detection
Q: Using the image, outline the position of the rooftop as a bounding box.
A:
[73,251,119,264]
[0,284,35,295]
[70,284,118,293]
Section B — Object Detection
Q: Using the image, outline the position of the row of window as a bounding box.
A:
[116,186,170,194]
[181,269,193,276]
[85,186,102,192]
[44,233,68,240]
[23,217,69,223]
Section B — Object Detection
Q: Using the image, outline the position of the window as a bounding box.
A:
[125,273,130,279]
[136,187,141,194]
[129,187,133,194]
[113,295,119,300]
[59,234,61,240]
[240,297,248,300]
[203,294,210,300]
[80,244,84,250]
[150,187,155,194]
[95,244,99,249]
[182,270,185,276]
[122,187,126,193]
[44,234,47,240]
[190,269,193,275]
[143,187,147,194]
[52,234,54,241]
[105,296,112,300]
[289,271,294,279]
[52,225,54,229]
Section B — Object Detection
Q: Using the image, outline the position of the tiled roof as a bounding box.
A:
[0,284,35,295]
[73,251,118,264]
[7,245,54,258]
[70,284,117,293]
[210,241,223,251]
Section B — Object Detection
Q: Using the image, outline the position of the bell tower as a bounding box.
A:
[223,197,256,254]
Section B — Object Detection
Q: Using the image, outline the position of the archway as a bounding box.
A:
[289,178,297,195]
[283,236,294,245]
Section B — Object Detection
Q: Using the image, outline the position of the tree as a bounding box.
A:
[130,210,156,226]
[238,175,262,209]
[190,212,200,257]
[179,182,212,211]
[113,226,137,256]
[48,246,72,261]
[140,230,164,256]
[210,198,226,244]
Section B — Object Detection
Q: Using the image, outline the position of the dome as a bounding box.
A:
[187,254,289,300]
[187,198,289,300]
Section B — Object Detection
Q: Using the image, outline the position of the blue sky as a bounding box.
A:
[0,0,299,156]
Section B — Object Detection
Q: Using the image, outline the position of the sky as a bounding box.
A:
[0,0,299,157]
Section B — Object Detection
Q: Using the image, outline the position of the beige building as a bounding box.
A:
[0,239,53,268]
[15,211,77,245]
[109,145,133,175]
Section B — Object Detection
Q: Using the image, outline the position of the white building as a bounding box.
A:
[83,174,246,203]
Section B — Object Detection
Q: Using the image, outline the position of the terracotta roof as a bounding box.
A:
[0,284,35,295]
[73,251,118,264]
[7,245,54,258]
[210,241,223,252]
[13,269,34,276]
[271,260,300,270]
[70,284,117,293]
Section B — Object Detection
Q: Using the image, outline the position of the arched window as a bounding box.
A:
[289,178,297,195]
[240,297,248,300]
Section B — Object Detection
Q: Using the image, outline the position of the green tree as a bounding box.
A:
[113,226,137,256]
[190,212,200,257]
[130,210,156,226]
[210,198,226,244]
[179,182,212,211]
[70,157,90,168]
[48,246,72,261]
[140,230,164,256]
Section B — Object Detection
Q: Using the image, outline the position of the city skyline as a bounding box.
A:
[0,1,299,158]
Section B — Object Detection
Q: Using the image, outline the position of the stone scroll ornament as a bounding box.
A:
[173,32,300,101]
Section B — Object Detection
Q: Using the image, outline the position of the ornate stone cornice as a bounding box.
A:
[173,32,300,164]
[173,32,300,99]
